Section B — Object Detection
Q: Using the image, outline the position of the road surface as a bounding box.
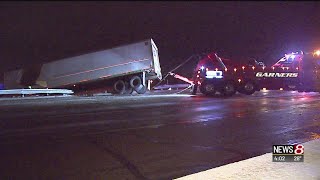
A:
[0,90,319,179]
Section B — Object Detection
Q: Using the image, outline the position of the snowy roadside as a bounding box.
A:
[176,139,320,180]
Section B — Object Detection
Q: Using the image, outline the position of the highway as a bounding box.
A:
[0,90,319,179]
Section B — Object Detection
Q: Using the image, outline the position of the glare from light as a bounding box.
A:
[206,70,223,79]
[290,55,296,59]
[206,76,223,79]
[201,66,205,70]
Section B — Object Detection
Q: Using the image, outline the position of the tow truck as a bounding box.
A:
[167,50,320,96]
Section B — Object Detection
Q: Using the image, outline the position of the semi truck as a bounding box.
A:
[169,50,320,96]
[3,38,162,95]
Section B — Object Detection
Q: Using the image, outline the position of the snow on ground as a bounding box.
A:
[176,139,320,180]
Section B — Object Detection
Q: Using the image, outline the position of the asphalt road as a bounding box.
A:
[0,90,320,180]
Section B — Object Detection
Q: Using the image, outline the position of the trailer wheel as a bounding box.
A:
[124,82,134,94]
[113,80,126,94]
[130,76,142,89]
[135,85,147,94]
[240,81,256,95]
[200,81,216,96]
[222,81,236,97]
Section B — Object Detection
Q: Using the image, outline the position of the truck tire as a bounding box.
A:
[135,84,147,94]
[191,84,198,95]
[113,80,126,94]
[199,81,216,96]
[222,81,236,97]
[240,81,256,95]
[124,82,134,94]
[130,76,142,89]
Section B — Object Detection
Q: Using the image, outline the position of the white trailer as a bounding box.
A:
[4,39,162,94]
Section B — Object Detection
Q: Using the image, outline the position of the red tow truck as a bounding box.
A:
[169,50,320,96]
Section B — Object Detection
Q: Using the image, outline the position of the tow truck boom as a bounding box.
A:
[168,72,194,85]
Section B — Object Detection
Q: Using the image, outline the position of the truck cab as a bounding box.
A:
[255,50,320,92]
[297,50,320,92]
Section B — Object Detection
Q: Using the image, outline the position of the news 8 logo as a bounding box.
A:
[294,144,304,154]
[272,144,304,154]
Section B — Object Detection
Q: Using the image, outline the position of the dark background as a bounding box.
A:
[1,2,320,82]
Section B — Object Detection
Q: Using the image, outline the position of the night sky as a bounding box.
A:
[1,2,320,80]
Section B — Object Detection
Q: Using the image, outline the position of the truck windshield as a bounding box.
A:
[195,53,226,71]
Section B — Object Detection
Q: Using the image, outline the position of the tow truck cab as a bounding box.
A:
[256,50,320,92]
[294,51,320,92]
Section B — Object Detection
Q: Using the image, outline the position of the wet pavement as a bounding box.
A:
[0,90,319,179]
